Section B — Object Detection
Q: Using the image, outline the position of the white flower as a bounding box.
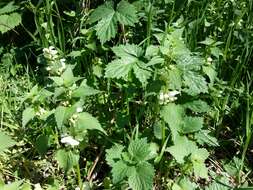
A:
[60,58,66,69]
[159,90,180,103]
[34,183,43,190]
[76,107,83,113]
[167,90,180,97]
[46,66,51,71]
[61,136,79,146]
[207,57,212,63]
[43,46,58,60]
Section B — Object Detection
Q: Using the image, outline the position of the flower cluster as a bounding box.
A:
[43,46,67,75]
[159,90,180,104]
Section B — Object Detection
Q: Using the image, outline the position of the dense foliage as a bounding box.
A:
[0,0,252,189]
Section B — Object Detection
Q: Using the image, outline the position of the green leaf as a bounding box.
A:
[132,63,152,86]
[62,67,82,87]
[128,162,154,190]
[191,148,209,179]
[168,67,182,90]
[223,157,241,177]
[0,131,16,153]
[22,107,35,127]
[75,112,106,134]
[112,44,142,59]
[35,135,49,155]
[95,12,117,44]
[205,177,230,190]
[0,2,19,15]
[146,56,164,66]
[167,135,197,164]
[116,0,138,26]
[183,100,210,113]
[192,161,209,179]
[105,59,133,79]
[203,65,217,85]
[128,138,151,162]
[181,116,203,134]
[49,77,64,86]
[55,149,79,173]
[145,45,159,57]
[183,71,208,96]
[89,1,138,43]
[2,181,23,190]
[111,160,128,184]
[178,177,198,190]
[0,13,21,34]
[153,121,163,140]
[72,86,101,98]
[106,144,125,166]
[55,106,66,130]
[89,1,114,23]
[160,103,185,140]
[195,130,219,147]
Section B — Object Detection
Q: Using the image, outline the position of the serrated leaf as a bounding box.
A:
[105,60,133,79]
[62,67,82,87]
[146,56,164,66]
[116,0,138,26]
[192,161,209,179]
[0,2,19,15]
[35,135,49,155]
[181,116,203,134]
[153,121,163,140]
[183,71,208,96]
[128,138,151,162]
[55,106,66,130]
[55,149,79,173]
[22,107,35,127]
[2,180,23,190]
[75,112,106,134]
[203,65,217,85]
[112,44,142,59]
[49,77,64,86]
[72,86,101,98]
[0,131,16,153]
[167,135,197,164]
[111,160,128,183]
[183,100,210,113]
[95,12,117,44]
[0,13,21,33]
[89,1,114,23]
[132,63,152,86]
[106,144,125,166]
[178,177,198,190]
[191,148,209,179]
[160,103,185,140]
[89,1,138,43]
[191,148,209,162]
[168,67,182,90]
[195,130,219,146]
[145,45,159,57]
[128,162,154,190]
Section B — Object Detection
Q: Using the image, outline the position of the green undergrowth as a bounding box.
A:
[0,0,252,189]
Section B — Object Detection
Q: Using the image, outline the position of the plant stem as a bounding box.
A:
[146,1,153,47]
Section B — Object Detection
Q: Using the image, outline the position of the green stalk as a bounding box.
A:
[238,81,252,184]
[76,163,83,189]
[146,1,153,47]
